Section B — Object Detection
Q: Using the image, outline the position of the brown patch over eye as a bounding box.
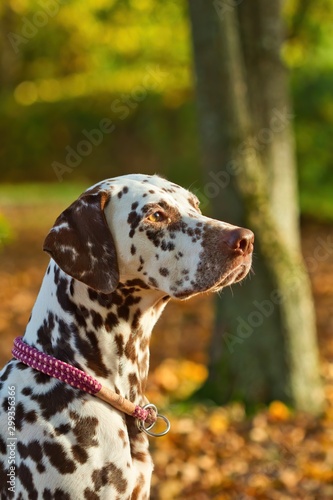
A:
[146,212,168,223]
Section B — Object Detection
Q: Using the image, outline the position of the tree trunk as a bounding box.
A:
[238,0,300,251]
[0,6,20,88]
[188,0,324,414]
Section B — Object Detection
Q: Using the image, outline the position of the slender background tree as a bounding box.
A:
[188,0,324,414]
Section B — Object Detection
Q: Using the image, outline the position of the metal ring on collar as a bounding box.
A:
[136,403,171,437]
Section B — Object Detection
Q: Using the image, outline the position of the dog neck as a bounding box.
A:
[23,260,170,404]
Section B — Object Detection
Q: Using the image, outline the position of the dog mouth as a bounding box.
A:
[215,262,251,288]
[174,259,252,299]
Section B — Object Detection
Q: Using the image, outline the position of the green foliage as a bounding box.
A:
[2,0,190,101]
[0,214,12,249]
[0,182,85,205]
[283,0,333,221]
[292,71,333,221]
[0,0,332,220]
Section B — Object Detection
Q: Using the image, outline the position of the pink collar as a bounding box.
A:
[12,336,170,437]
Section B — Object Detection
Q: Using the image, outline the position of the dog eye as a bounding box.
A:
[147,211,166,223]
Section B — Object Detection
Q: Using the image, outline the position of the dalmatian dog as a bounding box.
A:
[0,174,254,499]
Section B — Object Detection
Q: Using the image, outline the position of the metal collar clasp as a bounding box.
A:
[136,403,171,437]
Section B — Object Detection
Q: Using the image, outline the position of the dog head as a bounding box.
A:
[44,174,254,299]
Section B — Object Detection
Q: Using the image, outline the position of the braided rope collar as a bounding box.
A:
[12,336,170,437]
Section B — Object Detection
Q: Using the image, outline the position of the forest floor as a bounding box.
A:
[0,202,333,499]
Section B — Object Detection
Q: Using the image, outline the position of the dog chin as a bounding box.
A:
[173,265,251,300]
[216,263,252,289]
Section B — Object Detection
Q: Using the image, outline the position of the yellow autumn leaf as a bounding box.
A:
[208,409,229,435]
[268,400,291,421]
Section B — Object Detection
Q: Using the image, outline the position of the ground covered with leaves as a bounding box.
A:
[0,203,332,499]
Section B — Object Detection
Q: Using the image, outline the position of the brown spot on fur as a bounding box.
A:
[17,463,38,499]
[118,429,128,448]
[105,312,119,331]
[43,488,71,500]
[0,436,6,454]
[74,332,110,378]
[14,402,37,431]
[114,334,124,357]
[124,336,136,363]
[36,312,55,352]
[0,363,13,382]
[92,462,128,494]
[159,267,169,277]
[148,277,158,288]
[131,309,142,330]
[17,440,45,473]
[72,445,88,464]
[84,489,100,500]
[43,441,77,474]
[54,423,71,435]
[31,384,77,420]
[72,414,99,449]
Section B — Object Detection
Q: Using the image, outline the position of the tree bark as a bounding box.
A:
[0,6,20,88]
[188,0,324,414]
[238,0,300,251]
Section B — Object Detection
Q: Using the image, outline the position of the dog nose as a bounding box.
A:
[224,227,254,256]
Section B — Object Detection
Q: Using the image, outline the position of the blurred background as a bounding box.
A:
[0,0,333,498]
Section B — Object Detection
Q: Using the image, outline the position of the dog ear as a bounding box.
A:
[43,190,119,294]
